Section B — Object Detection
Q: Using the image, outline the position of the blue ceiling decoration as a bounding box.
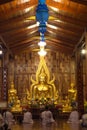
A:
[36,0,49,41]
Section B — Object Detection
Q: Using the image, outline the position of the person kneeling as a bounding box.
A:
[40,106,56,126]
[80,111,87,127]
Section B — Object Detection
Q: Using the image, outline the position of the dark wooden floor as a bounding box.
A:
[12,119,86,130]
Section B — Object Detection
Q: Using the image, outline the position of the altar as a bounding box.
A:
[8,56,76,113]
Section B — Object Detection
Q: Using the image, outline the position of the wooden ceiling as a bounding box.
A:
[0,0,87,55]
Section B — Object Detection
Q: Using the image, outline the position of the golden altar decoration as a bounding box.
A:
[62,83,77,112]
[8,57,76,112]
[27,56,58,106]
[8,81,22,112]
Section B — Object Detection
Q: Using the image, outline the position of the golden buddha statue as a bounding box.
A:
[8,81,22,112]
[34,68,53,100]
[28,56,58,105]
[68,83,77,101]
[62,96,72,112]
[64,83,77,110]
[8,81,17,105]
[11,96,22,112]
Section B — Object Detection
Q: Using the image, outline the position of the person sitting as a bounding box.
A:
[3,108,15,130]
[22,109,33,124]
[0,110,4,130]
[67,107,79,124]
[40,106,56,126]
[80,110,87,127]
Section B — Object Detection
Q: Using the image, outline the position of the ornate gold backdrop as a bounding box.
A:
[8,51,76,109]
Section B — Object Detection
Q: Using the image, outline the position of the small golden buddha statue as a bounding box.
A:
[11,96,22,112]
[8,82,22,112]
[68,83,77,101]
[8,81,17,105]
[62,96,72,112]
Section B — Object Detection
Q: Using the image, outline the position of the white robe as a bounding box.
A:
[0,114,4,128]
[67,110,79,124]
[22,111,33,124]
[41,110,55,125]
[3,111,14,129]
[81,113,87,126]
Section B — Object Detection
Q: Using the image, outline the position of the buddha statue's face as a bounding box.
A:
[39,72,47,83]
[38,68,48,83]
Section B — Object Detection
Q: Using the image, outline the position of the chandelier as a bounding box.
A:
[36,0,49,56]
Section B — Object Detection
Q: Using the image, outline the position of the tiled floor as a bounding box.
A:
[12,119,86,130]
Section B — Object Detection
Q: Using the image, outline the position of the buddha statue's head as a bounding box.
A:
[10,81,15,89]
[71,83,74,88]
[38,68,47,83]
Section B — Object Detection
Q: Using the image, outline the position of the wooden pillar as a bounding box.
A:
[85,32,87,100]
[76,50,84,115]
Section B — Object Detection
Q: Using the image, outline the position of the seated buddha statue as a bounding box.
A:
[62,96,72,112]
[29,57,58,106]
[68,83,77,101]
[34,69,52,101]
[8,81,22,112]
[11,96,22,112]
[68,83,77,108]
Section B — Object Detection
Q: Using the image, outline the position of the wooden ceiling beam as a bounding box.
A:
[0,9,36,25]
[47,23,82,39]
[46,0,87,15]
[10,39,38,49]
[0,1,37,19]
[0,0,13,5]
[46,37,74,48]
[46,40,73,55]
[9,36,39,48]
[0,21,36,33]
[47,40,73,50]
[70,0,87,5]
[46,28,79,44]
[0,20,36,34]
[5,29,38,46]
[49,10,87,27]
[48,20,84,34]
[1,25,38,41]
[46,31,77,46]
[1,22,36,37]
[10,40,38,54]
